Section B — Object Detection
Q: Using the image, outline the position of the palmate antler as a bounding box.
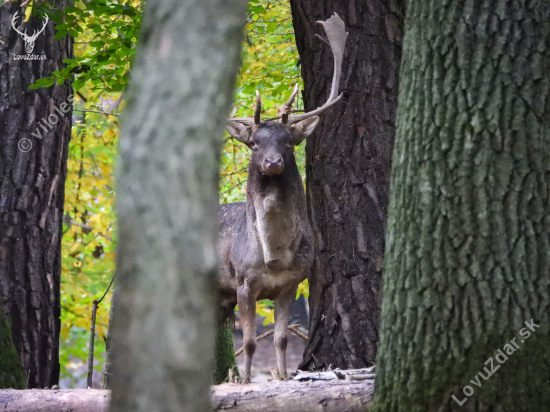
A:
[229,13,347,129]
[282,13,347,125]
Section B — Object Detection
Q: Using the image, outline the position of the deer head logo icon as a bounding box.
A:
[11,11,48,54]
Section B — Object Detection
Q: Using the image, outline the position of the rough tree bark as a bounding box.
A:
[373,1,550,411]
[290,0,404,370]
[108,0,247,411]
[0,1,73,388]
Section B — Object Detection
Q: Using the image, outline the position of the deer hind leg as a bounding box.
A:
[274,286,297,380]
[237,283,256,383]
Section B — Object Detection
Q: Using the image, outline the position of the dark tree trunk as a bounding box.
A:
[373,1,550,411]
[108,0,247,410]
[290,0,404,370]
[0,1,73,388]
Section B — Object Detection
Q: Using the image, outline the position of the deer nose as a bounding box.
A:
[263,155,283,174]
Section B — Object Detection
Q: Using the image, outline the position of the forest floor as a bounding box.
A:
[61,297,310,387]
[232,296,309,383]
[232,319,307,383]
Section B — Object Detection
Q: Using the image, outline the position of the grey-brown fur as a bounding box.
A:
[219,122,315,383]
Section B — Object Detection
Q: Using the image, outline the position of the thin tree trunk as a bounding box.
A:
[108,0,247,411]
[0,1,73,388]
[373,1,550,411]
[214,322,239,384]
[102,288,115,389]
[290,0,404,370]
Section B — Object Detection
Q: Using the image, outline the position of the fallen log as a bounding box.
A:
[0,389,109,412]
[212,380,374,411]
[0,379,374,412]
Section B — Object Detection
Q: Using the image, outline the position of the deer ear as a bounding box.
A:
[226,121,251,144]
[291,116,320,144]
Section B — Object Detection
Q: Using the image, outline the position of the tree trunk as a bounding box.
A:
[101,287,115,389]
[373,1,550,411]
[0,301,25,389]
[0,380,375,412]
[108,0,247,411]
[289,0,404,370]
[214,322,239,384]
[0,1,73,388]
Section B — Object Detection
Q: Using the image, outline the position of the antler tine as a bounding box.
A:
[279,84,299,124]
[227,90,262,129]
[287,13,348,124]
[28,14,48,40]
[254,90,262,125]
[12,11,27,37]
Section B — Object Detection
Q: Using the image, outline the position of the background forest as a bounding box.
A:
[27,0,305,386]
[1,0,549,410]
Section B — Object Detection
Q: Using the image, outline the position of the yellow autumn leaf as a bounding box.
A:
[24,2,32,21]
[69,242,81,253]
[60,324,70,340]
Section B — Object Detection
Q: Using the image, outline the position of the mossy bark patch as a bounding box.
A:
[214,322,239,384]
[0,309,25,389]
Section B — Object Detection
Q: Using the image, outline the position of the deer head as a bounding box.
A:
[226,13,348,173]
[226,92,320,177]
[12,11,49,54]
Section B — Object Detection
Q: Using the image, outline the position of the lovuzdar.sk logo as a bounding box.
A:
[11,11,48,60]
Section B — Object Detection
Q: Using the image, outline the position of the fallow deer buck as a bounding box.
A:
[219,13,347,383]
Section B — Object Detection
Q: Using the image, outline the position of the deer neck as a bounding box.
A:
[246,162,305,268]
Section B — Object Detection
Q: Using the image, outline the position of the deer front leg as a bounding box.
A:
[274,286,296,380]
[237,283,256,383]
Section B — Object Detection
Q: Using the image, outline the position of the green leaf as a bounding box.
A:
[266,22,277,33]
[109,82,124,92]
[72,78,85,91]
[96,54,110,63]
[54,30,68,39]
[251,6,266,14]
[122,5,137,16]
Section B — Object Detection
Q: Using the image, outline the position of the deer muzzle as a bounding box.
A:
[262,155,284,175]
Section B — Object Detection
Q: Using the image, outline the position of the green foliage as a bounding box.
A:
[60,99,118,382]
[31,0,142,92]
